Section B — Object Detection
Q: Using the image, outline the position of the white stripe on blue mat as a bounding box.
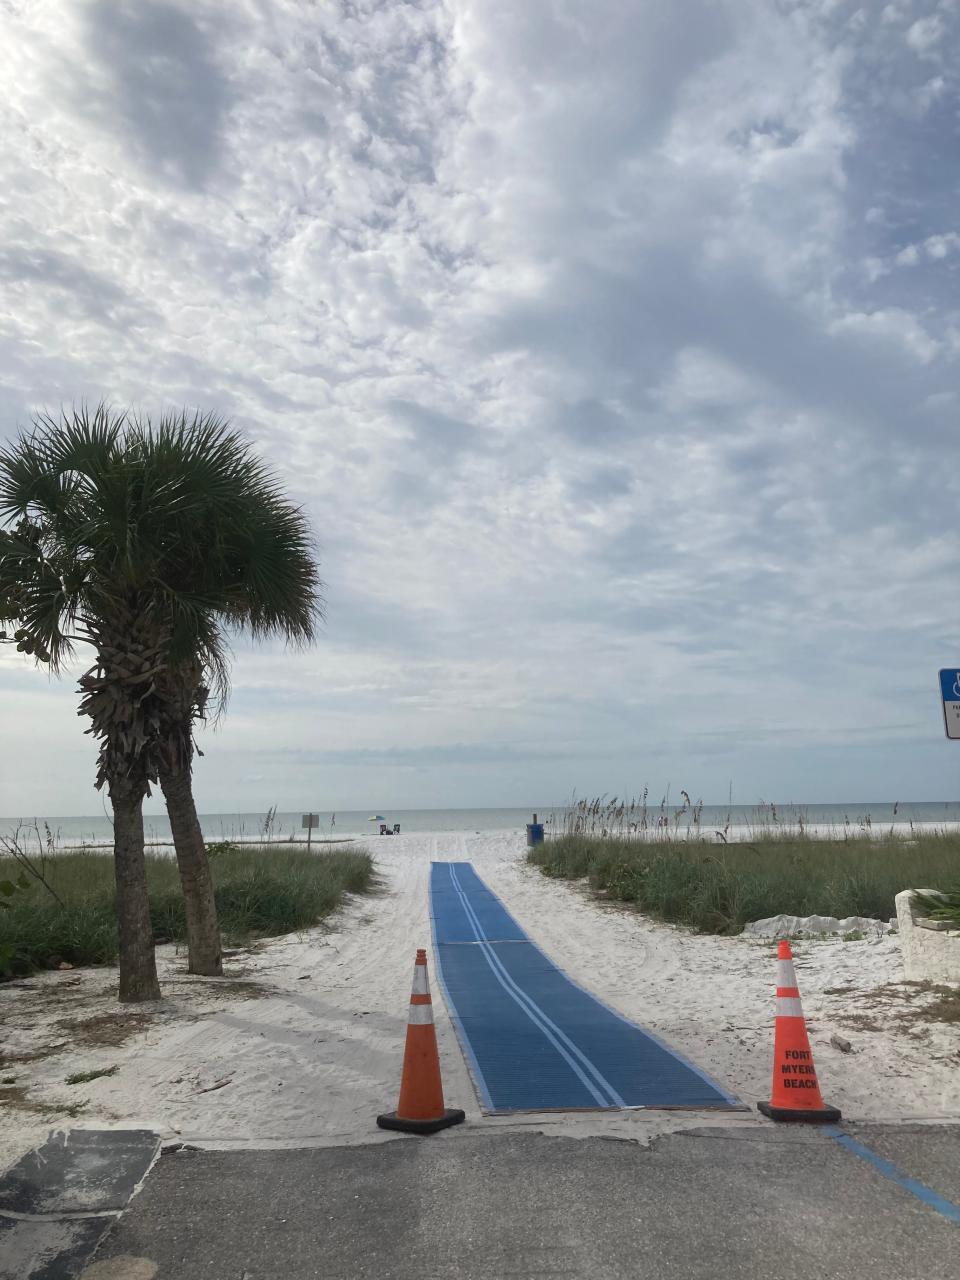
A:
[429,866,496,1112]
[825,1128,960,1224]
[447,862,624,1107]
[430,860,737,1113]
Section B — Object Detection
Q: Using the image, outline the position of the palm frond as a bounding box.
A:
[2,401,323,739]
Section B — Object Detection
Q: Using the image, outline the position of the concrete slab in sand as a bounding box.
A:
[0,1129,159,1280]
[0,1216,108,1280]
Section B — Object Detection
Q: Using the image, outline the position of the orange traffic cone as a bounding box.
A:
[758,939,841,1123]
[377,948,465,1135]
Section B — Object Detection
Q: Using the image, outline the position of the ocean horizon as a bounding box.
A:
[2,801,959,847]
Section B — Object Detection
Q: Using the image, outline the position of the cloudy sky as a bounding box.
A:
[1,0,958,817]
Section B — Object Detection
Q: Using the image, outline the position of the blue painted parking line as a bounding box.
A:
[825,1128,960,1225]
[430,861,738,1114]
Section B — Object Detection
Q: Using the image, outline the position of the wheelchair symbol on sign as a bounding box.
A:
[954,673,960,699]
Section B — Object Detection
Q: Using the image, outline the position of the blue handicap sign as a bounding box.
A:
[940,670,960,739]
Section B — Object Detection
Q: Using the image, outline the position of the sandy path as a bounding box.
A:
[2,830,958,1175]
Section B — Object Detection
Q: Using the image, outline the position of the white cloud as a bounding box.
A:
[0,0,958,813]
[828,306,941,363]
[906,14,945,53]
[882,229,960,273]
[924,231,960,258]
[656,348,761,412]
[913,73,947,111]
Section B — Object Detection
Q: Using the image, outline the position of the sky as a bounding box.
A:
[0,0,958,817]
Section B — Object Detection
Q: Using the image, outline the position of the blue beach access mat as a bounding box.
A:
[430,861,738,1114]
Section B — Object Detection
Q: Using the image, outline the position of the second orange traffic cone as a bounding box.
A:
[377,948,465,1135]
[758,939,841,1123]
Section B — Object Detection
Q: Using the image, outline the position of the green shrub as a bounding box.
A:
[912,888,960,927]
[0,845,375,977]
[206,841,242,858]
[529,831,960,935]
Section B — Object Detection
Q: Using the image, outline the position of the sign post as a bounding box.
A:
[939,670,960,740]
[301,812,319,853]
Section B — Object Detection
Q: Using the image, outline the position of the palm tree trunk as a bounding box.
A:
[160,762,223,976]
[109,782,161,1003]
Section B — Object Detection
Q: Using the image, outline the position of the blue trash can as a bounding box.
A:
[525,814,544,846]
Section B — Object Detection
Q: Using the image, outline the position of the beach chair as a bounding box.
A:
[379,824,388,835]
[393,823,400,834]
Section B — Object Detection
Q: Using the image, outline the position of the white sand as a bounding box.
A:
[2,829,958,1175]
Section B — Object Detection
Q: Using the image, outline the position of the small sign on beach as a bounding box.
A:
[302,812,319,852]
[939,670,960,740]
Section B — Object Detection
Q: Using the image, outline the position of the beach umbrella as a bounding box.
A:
[368,815,386,822]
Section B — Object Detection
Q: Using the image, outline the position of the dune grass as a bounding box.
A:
[0,844,375,977]
[528,830,960,935]
[912,888,960,928]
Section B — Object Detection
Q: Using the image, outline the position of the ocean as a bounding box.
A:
[1,802,958,848]
[0,807,547,847]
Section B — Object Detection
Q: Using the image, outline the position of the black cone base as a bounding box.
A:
[376,1108,465,1135]
[758,1100,841,1124]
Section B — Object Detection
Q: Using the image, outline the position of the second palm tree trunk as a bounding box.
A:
[109,782,161,1002]
[160,763,223,977]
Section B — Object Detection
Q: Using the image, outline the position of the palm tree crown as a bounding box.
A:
[0,404,323,718]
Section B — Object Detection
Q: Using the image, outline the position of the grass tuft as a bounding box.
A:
[65,1065,118,1085]
[0,845,375,978]
[911,888,960,927]
[529,830,960,935]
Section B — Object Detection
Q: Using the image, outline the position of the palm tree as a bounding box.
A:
[0,406,322,999]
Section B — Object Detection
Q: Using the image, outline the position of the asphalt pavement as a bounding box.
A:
[74,1123,959,1280]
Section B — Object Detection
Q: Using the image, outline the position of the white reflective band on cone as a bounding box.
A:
[776,996,805,1018]
[412,964,430,996]
[776,959,797,987]
[408,1003,435,1025]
